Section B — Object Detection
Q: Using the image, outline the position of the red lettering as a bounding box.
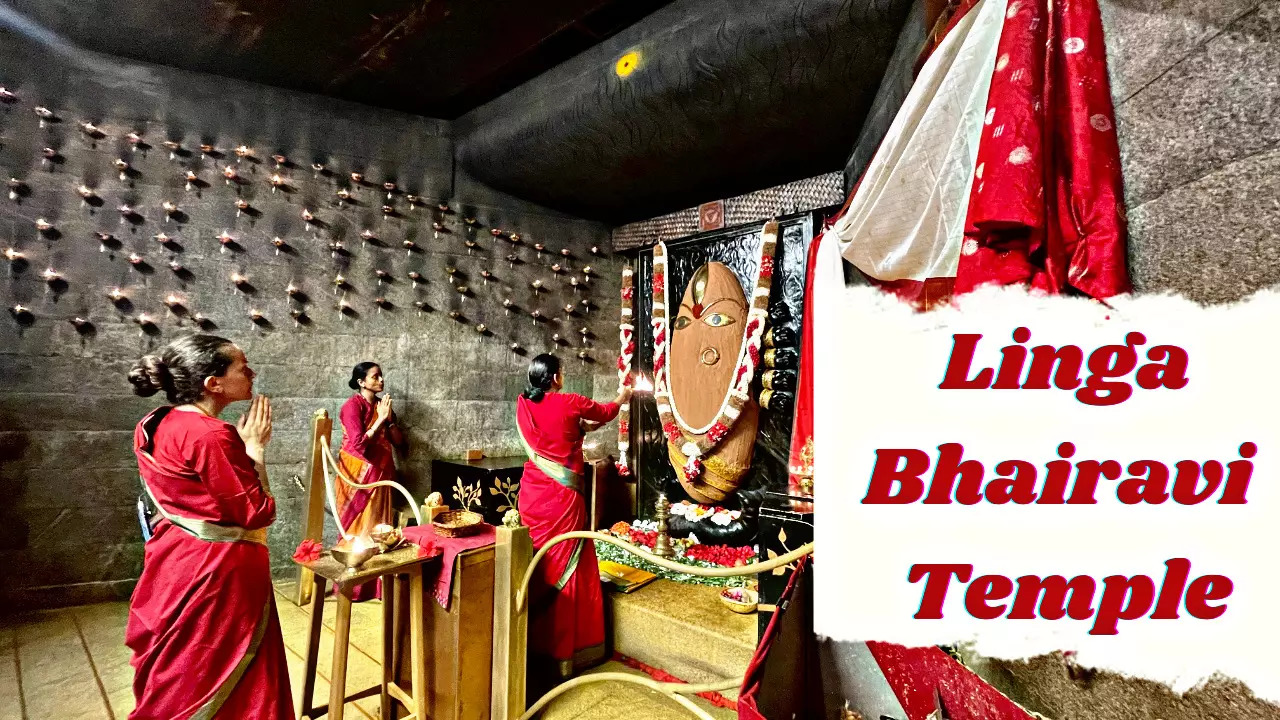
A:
[965,574,1014,619]
[1091,575,1156,635]
[909,563,972,619]
[1185,575,1233,619]
[863,449,930,504]
[939,334,993,389]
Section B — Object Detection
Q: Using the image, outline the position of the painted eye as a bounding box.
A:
[702,312,734,328]
[673,315,692,330]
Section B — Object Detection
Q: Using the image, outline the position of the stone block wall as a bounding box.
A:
[0,39,624,610]
[1106,0,1279,304]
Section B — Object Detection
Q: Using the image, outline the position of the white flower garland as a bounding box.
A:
[616,265,635,476]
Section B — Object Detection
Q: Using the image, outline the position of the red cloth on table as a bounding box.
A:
[955,0,1130,299]
[127,408,293,720]
[402,522,496,610]
[516,391,620,661]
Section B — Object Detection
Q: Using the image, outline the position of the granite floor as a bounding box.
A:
[0,584,737,720]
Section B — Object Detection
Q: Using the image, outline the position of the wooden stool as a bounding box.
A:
[296,545,441,720]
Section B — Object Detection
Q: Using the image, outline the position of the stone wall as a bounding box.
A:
[1106,0,1279,304]
[0,38,623,610]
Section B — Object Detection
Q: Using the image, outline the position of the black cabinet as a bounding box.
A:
[430,457,527,527]
[756,491,815,637]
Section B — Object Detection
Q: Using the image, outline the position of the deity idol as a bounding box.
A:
[667,262,760,503]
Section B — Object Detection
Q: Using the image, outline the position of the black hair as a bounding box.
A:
[128,334,237,405]
[349,361,381,390]
[522,353,561,402]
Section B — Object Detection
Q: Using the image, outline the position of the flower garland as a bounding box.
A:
[653,221,778,481]
[616,265,636,476]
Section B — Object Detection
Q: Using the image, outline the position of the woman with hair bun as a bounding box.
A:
[334,361,407,601]
[516,353,631,679]
[125,334,293,719]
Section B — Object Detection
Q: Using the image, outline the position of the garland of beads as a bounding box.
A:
[615,265,636,476]
[653,221,778,481]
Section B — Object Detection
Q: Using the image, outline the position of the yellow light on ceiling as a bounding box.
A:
[615,51,641,78]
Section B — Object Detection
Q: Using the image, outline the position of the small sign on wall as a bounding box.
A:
[699,200,725,231]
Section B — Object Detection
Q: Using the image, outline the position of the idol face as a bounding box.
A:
[669,262,748,428]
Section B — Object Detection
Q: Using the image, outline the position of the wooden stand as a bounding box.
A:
[490,526,532,720]
[296,546,440,720]
[394,543,496,720]
[295,409,334,608]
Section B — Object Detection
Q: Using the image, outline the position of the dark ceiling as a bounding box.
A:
[0,0,675,119]
[1,0,916,224]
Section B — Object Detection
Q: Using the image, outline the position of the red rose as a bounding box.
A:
[417,540,440,558]
[292,539,323,564]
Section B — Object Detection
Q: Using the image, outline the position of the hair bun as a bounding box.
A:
[128,355,171,397]
[522,387,546,402]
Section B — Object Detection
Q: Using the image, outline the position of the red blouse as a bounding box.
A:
[516,392,619,475]
[338,394,396,469]
[134,408,275,530]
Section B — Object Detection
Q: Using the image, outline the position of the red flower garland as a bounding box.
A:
[292,539,323,563]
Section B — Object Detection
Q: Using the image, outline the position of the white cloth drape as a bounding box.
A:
[833,0,1008,283]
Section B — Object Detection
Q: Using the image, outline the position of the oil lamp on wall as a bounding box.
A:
[128,253,147,271]
[414,300,428,316]
[290,308,308,327]
[218,231,238,253]
[164,141,183,160]
[381,204,395,217]
[350,172,364,185]
[4,247,23,265]
[375,297,391,313]
[530,279,543,293]
[333,273,348,294]
[272,154,287,168]
[80,121,102,138]
[135,313,157,332]
[35,218,54,236]
[230,272,250,292]
[192,312,214,329]
[235,199,251,217]
[234,145,252,161]
[302,208,316,226]
[162,201,179,221]
[465,239,478,254]
[509,342,521,353]
[479,269,491,285]
[41,148,58,167]
[446,266,458,284]
[285,282,302,299]
[563,303,575,316]
[223,166,238,185]
[311,162,326,178]
[577,350,590,363]
[126,132,145,150]
[360,229,377,246]
[34,106,55,128]
[97,232,117,253]
[506,253,519,269]
[407,270,423,285]
[271,236,288,255]
[269,174,285,193]
[117,204,135,224]
[70,317,93,333]
[328,240,346,257]
[0,87,17,103]
[10,305,32,323]
[114,158,131,181]
[336,188,353,203]
[375,268,390,286]
[249,309,267,324]
[509,233,522,244]
[184,171,199,191]
[77,185,97,206]
[503,298,514,316]
[167,259,184,274]
[8,178,25,201]
[475,323,487,335]
[406,195,420,211]
[384,182,397,200]
[403,239,417,256]
[106,287,127,307]
[199,144,216,158]
[153,232,174,248]
[164,294,185,314]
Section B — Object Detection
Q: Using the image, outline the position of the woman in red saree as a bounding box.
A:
[126,334,293,720]
[516,353,632,679]
[335,361,407,601]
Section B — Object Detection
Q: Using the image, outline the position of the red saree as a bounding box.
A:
[127,407,293,720]
[335,394,397,601]
[954,0,1131,298]
[516,391,620,665]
